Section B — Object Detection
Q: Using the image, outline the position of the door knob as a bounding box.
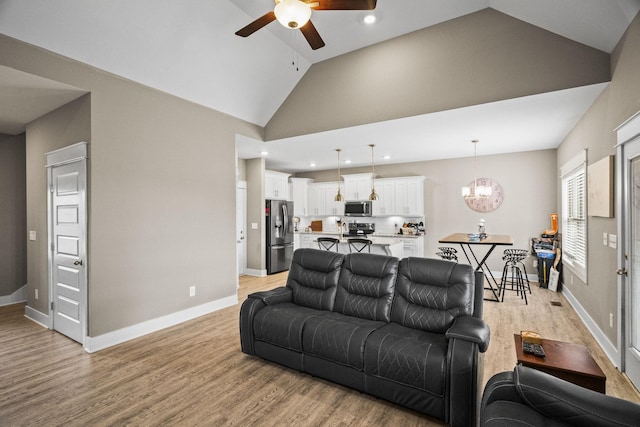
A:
[74,259,83,266]
[616,268,627,276]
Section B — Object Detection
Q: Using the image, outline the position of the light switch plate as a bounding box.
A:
[251,223,258,230]
[609,234,617,249]
[602,232,608,246]
[29,230,36,241]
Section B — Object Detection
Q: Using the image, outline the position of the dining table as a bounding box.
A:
[438,233,514,302]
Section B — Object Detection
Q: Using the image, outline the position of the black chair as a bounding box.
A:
[347,238,372,253]
[436,246,458,262]
[317,237,340,251]
[500,249,529,304]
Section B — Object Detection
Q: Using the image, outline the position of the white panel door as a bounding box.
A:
[237,182,247,276]
[49,160,87,344]
[623,136,640,390]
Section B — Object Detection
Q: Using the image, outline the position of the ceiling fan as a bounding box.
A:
[235,0,377,50]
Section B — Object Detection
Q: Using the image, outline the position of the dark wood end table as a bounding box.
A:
[514,334,606,393]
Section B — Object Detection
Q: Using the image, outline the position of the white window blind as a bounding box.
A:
[561,150,587,282]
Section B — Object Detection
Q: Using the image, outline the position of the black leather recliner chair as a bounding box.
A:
[481,364,640,426]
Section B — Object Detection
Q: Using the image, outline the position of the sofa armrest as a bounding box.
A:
[514,365,640,426]
[446,316,490,353]
[248,286,292,305]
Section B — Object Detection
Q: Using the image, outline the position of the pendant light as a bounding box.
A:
[368,144,379,201]
[334,148,344,202]
[461,139,492,199]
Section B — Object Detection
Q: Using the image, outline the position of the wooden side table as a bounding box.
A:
[514,334,606,393]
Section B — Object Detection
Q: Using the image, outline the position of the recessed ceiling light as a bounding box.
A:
[309,162,316,167]
[363,14,376,24]
[260,151,269,156]
[345,159,352,164]
[383,155,391,160]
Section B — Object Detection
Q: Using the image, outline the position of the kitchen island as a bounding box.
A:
[295,232,417,258]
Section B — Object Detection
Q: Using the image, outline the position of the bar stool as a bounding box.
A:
[348,238,372,253]
[436,247,458,262]
[505,248,531,294]
[500,249,529,304]
[317,237,340,252]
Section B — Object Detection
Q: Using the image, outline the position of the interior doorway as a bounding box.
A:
[46,142,88,345]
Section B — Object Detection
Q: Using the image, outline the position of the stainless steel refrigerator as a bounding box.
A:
[266,199,294,275]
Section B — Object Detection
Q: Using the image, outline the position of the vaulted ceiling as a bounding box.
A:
[1,0,639,171]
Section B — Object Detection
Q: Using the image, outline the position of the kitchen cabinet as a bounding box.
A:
[343,174,373,200]
[307,183,326,216]
[290,178,313,217]
[325,182,344,216]
[393,177,425,216]
[308,182,343,216]
[372,180,395,216]
[265,170,290,200]
[400,236,424,257]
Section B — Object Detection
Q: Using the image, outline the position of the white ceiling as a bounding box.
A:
[0,0,638,171]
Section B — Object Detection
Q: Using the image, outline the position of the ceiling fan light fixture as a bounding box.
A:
[274,0,312,29]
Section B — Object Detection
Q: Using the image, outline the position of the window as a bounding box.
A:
[561,150,587,282]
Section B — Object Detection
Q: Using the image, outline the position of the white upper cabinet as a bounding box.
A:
[265,170,290,200]
[307,183,327,216]
[324,182,345,216]
[372,179,395,216]
[289,177,313,216]
[343,174,373,201]
[392,177,425,216]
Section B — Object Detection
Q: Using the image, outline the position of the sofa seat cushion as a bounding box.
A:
[482,401,569,427]
[364,322,448,396]
[303,312,385,370]
[254,303,324,352]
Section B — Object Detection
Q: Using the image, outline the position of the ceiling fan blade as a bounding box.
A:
[235,11,276,37]
[300,20,325,50]
[312,0,376,10]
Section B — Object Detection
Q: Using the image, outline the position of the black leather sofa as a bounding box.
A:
[240,248,490,427]
[481,365,640,426]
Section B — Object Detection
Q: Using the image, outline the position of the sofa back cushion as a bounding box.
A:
[286,248,344,310]
[334,253,399,322]
[391,257,475,333]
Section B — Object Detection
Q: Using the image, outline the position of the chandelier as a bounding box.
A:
[461,139,492,199]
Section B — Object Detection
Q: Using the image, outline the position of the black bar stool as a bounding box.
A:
[317,237,340,251]
[436,247,458,262]
[499,249,529,304]
[348,238,372,253]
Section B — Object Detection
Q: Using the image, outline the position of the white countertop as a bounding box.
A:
[295,231,423,238]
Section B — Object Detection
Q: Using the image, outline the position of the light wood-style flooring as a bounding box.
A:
[1,273,639,426]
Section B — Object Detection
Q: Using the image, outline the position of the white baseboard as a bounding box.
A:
[562,286,620,368]
[246,268,267,277]
[83,294,238,353]
[0,284,27,307]
[24,305,50,328]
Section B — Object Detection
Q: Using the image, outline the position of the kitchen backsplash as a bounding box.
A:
[297,215,424,235]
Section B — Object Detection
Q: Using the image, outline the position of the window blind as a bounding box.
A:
[561,151,587,282]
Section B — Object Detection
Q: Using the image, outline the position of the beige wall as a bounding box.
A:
[0,132,27,297]
[245,158,265,272]
[1,35,262,336]
[266,8,610,140]
[557,11,640,347]
[296,149,557,272]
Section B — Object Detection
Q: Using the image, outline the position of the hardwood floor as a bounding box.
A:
[1,273,639,426]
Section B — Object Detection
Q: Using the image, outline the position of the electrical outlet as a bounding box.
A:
[189,286,196,297]
[35,289,38,300]
[251,223,258,230]
[609,234,617,249]
[603,232,608,246]
[610,313,614,328]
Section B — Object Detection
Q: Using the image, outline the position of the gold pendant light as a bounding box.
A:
[368,144,379,201]
[334,148,344,202]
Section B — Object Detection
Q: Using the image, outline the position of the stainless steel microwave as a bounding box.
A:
[344,201,372,217]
